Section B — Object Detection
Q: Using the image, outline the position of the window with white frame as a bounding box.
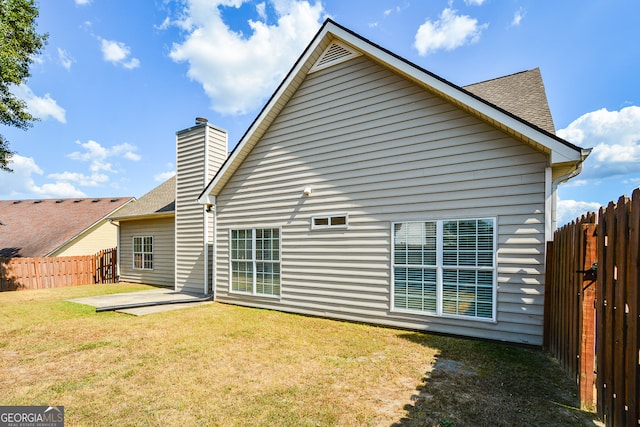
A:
[230,228,280,296]
[392,218,495,320]
[133,236,153,270]
[311,214,348,229]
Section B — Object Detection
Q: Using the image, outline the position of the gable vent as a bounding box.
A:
[309,41,361,73]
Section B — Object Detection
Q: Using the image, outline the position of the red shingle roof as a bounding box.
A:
[0,197,134,257]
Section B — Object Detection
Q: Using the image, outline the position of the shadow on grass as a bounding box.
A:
[392,333,602,427]
[0,250,22,291]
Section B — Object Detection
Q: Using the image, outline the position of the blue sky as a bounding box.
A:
[1,0,638,225]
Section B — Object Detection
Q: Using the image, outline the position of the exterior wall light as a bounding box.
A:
[303,186,312,196]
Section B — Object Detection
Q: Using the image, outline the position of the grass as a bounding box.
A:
[0,283,600,426]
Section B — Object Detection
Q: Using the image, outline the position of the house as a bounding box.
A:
[0,197,134,258]
[117,20,590,345]
[108,177,176,287]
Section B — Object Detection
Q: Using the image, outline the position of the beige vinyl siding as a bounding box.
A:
[51,220,118,256]
[214,55,548,345]
[118,216,175,287]
[175,124,227,293]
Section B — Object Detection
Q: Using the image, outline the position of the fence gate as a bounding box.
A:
[545,188,640,426]
[95,247,117,284]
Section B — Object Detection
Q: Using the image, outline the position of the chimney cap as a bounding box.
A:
[195,117,208,125]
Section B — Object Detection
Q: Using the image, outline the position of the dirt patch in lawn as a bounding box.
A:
[393,333,602,426]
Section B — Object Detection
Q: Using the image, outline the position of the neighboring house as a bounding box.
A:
[0,197,134,258]
[117,20,590,345]
[108,177,176,287]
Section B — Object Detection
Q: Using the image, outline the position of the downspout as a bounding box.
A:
[203,204,209,295]
[212,203,217,300]
[198,196,216,299]
[548,148,592,239]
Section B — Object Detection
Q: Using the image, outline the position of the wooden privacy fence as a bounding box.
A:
[545,189,640,426]
[0,247,117,291]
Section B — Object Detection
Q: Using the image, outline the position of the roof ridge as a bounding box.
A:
[463,68,540,87]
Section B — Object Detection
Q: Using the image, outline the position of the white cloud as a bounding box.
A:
[511,7,525,26]
[37,182,87,197]
[562,179,588,188]
[464,0,485,5]
[154,170,176,182]
[414,7,488,56]
[0,140,142,199]
[75,0,91,5]
[57,48,74,70]
[100,38,140,69]
[67,140,140,176]
[155,16,172,30]
[256,2,267,20]
[111,143,142,161]
[558,106,640,179]
[154,163,176,182]
[0,155,86,198]
[623,177,640,186]
[169,0,325,115]
[47,171,109,187]
[557,199,602,227]
[10,85,66,123]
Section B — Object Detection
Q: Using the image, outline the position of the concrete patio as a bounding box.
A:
[68,288,213,316]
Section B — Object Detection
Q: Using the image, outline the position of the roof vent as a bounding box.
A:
[56,200,63,203]
[110,198,119,202]
[74,199,82,203]
[195,117,208,125]
[309,40,361,74]
[12,201,21,204]
[92,199,100,203]
[34,200,42,204]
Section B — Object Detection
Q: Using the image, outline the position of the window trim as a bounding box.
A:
[229,227,282,298]
[390,218,497,322]
[132,235,153,271]
[311,213,349,230]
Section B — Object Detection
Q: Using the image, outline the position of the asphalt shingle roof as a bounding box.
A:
[109,175,175,220]
[0,197,134,258]
[463,68,556,134]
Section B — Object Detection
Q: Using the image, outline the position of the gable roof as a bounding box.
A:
[0,197,133,258]
[198,19,589,203]
[109,175,175,221]
[463,68,556,134]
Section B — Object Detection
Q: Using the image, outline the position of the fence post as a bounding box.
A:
[579,223,597,408]
[544,241,554,349]
[627,189,640,425]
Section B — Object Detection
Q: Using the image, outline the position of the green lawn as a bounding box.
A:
[0,283,600,426]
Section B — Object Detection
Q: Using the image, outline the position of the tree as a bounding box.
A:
[0,0,47,172]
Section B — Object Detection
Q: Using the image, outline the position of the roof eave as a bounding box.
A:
[109,211,175,222]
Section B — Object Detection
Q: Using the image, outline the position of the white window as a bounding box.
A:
[230,228,280,297]
[311,214,348,229]
[392,218,495,320]
[133,236,153,270]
